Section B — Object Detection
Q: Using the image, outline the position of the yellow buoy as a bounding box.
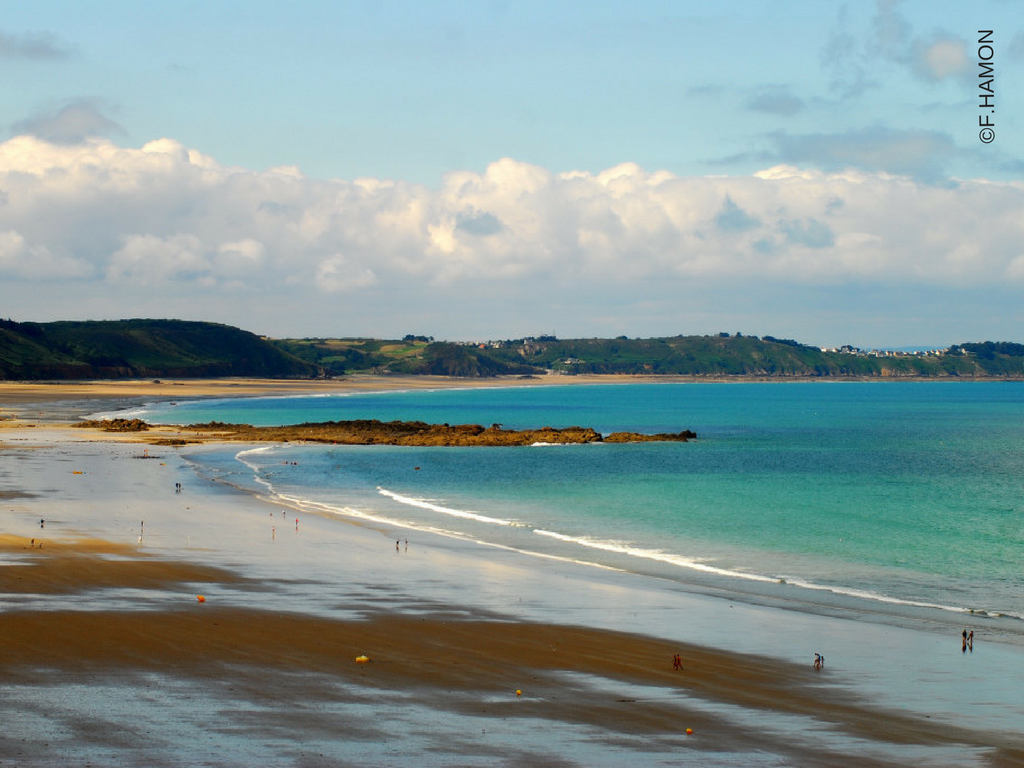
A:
[355,655,371,663]
[686,728,693,735]
[516,689,522,696]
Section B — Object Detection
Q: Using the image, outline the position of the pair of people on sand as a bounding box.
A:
[962,629,974,652]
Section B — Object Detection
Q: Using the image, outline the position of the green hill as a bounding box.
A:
[485,334,1018,377]
[4,321,1022,380]
[0,319,320,380]
[270,337,539,377]
[274,333,1024,379]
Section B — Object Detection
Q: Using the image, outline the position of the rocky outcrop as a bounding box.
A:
[173,419,696,446]
[75,418,152,432]
[603,429,697,443]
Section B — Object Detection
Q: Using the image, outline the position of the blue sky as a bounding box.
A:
[2,1,1023,346]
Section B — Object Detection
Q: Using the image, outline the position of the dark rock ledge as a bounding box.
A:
[77,418,696,446]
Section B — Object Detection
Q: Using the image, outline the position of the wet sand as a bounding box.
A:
[4,534,1017,767]
[0,374,652,414]
[2,382,1023,766]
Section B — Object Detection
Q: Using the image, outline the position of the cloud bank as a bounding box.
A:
[11,100,124,145]
[0,30,74,60]
[1,135,1022,340]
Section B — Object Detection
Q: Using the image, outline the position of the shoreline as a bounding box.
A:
[2,382,1023,765]
[2,373,1009,441]
[1,371,1012,412]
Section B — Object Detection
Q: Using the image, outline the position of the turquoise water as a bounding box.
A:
[131,381,1024,640]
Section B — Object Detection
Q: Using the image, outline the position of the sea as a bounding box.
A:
[125,380,1024,647]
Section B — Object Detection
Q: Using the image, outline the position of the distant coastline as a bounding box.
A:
[3,319,1024,382]
[1,372,1019,430]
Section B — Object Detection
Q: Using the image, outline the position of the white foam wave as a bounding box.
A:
[234,445,281,494]
[84,405,154,421]
[771,575,1020,618]
[227,448,1022,622]
[532,529,1018,619]
[534,529,778,584]
[377,487,523,527]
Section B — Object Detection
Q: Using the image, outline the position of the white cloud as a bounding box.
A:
[824,1,973,95]
[315,255,378,292]
[108,234,211,286]
[0,229,94,279]
[2,135,1024,338]
[912,35,970,82]
[217,238,264,261]
[0,30,74,60]
[745,86,805,116]
[11,100,123,144]
[767,127,957,183]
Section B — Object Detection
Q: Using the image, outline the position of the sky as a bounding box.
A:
[1,0,1023,347]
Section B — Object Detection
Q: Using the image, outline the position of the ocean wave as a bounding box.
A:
[228,448,1024,624]
[234,445,280,495]
[229,455,469,536]
[377,487,525,527]
[771,574,1024,620]
[274,493,466,539]
[534,529,778,584]
[532,529,1023,620]
[85,404,154,421]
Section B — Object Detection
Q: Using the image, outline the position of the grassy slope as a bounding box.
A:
[273,334,1021,378]
[4,321,1020,380]
[0,319,319,380]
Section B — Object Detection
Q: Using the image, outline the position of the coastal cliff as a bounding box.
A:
[76,418,696,446]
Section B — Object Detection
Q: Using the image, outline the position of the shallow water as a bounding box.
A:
[129,381,1024,642]
[3,428,1023,765]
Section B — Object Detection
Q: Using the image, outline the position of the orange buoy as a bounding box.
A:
[196,595,206,602]
[686,728,693,735]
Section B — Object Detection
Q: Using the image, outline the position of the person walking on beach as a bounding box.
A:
[672,654,682,670]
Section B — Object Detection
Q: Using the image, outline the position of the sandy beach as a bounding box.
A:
[2,378,1023,767]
